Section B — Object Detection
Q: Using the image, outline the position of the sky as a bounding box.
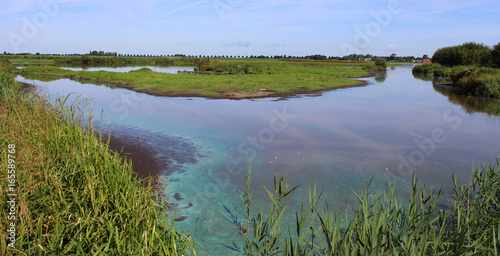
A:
[1,0,499,57]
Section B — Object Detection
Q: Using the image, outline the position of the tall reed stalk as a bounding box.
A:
[235,163,500,255]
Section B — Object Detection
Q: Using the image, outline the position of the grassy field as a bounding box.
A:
[7,58,55,64]
[0,67,198,255]
[17,59,376,99]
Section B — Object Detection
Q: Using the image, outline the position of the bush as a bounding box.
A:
[412,63,435,74]
[450,67,500,97]
[374,58,387,69]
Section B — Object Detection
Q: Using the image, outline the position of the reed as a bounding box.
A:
[0,69,198,255]
[233,162,500,255]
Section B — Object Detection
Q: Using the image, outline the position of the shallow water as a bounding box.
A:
[16,64,500,254]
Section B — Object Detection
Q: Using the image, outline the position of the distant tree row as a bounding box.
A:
[88,50,117,56]
[432,42,500,67]
[1,51,434,64]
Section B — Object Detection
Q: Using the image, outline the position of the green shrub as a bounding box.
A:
[475,77,500,98]
[412,63,435,74]
[375,58,387,70]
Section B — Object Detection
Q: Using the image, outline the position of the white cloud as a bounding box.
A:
[360,45,373,50]
[179,41,188,45]
[223,39,253,47]
[387,44,401,51]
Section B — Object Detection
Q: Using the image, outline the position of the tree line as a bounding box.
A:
[2,51,429,63]
[432,42,500,67]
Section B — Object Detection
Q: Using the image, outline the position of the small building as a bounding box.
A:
[423,58,431,63]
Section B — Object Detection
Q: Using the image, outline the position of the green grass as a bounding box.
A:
[0,69,198,255]
[6,58,55,64]
[17,60,375,99]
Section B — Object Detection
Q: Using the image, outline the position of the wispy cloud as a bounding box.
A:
[387,45,401,51]
[223,39,253,47]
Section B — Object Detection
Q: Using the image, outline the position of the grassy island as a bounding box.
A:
[16,59,376,99]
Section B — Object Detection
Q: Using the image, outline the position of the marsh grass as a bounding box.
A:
[0,70,198,255]
[232,162,500,255]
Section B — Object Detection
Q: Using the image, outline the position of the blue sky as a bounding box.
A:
[1,0,499,57]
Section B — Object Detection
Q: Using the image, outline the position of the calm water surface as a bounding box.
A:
[16,64,500,254]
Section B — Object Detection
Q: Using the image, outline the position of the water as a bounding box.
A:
[16,64,500,254]
[58,65,195,73]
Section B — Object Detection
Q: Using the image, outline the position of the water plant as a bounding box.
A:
[229,161,500,255]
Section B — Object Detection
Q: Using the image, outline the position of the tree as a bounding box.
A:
[432,42,492,66]
[422,54,429,59]
[492,42,500,67]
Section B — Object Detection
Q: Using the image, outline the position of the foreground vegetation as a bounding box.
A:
[413,42,500,98]
[17,59,377,99]
[0,68,197,255]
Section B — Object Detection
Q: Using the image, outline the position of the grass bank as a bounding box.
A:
[0,68,198,255]
[17,59,375,99]
[413,63,500,98]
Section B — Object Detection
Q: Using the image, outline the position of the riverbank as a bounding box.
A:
[16,59,375,99]
[0,69,196,255]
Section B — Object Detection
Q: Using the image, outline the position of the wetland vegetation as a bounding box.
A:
[413,42,500,99]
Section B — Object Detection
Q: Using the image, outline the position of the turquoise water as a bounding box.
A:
[16,64,500,254]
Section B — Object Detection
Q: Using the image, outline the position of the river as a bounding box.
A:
[16,64,500,254]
